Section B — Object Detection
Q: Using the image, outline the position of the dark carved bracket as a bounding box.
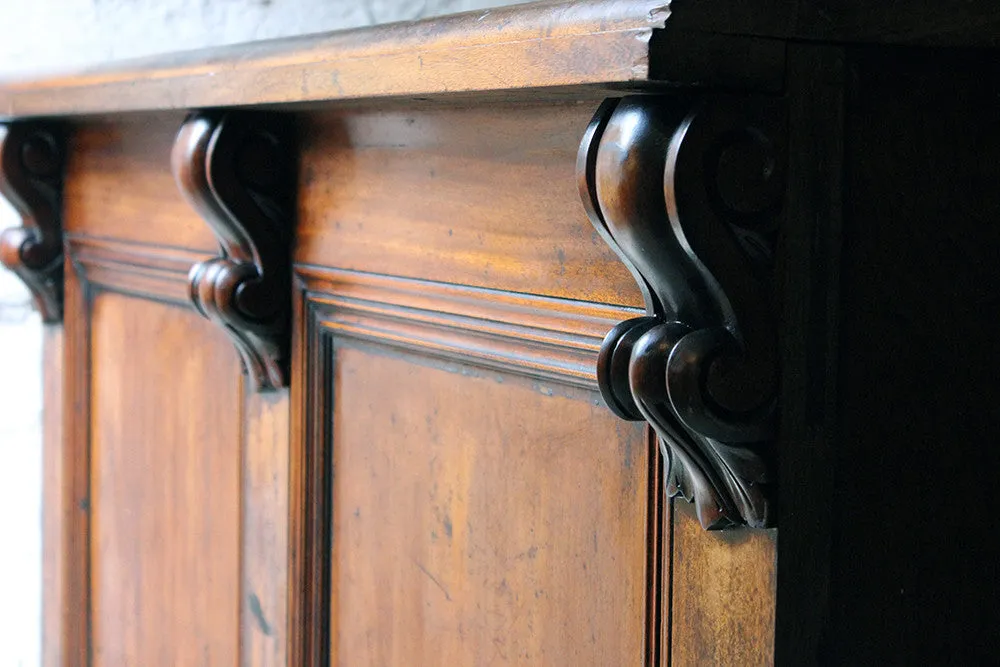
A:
[578,96,785,529]
[0,123,65,323]
[172,112,295,391]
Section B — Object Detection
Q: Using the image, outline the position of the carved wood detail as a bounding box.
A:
[0,123,66,323]
[172,112,295,391]
[578,96,784,529]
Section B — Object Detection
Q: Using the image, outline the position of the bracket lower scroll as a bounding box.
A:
[579,96,784,529]
[172,112,295,391]
[0,123,65,323]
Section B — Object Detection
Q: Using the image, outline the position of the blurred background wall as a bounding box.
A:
[0,1,525,664]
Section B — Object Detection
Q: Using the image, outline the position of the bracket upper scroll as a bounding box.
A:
[0,123,66,323]
[172,112,295,391]
[578,96,785,529]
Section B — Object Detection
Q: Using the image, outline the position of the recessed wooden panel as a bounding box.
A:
[64,113,216,251]
[88,292,241,666]
[326,343,648,666]
[296,102,644,307]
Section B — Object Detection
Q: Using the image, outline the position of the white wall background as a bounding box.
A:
[0,1,526,664]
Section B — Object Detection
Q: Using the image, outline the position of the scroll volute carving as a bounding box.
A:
[579,96,785,529]
[172,112,295,391]
[0,123,65,323]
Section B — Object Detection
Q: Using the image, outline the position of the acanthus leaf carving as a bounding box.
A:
[172,112,295,391]
[578,96,784,529]
[0,123,66,323]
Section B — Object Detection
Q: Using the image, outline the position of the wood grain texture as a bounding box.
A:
[241,388,291,667]
[296,102,644,307]
[88,293,241,666]
[63,114,216,251]
[669,502,777,666]
[0,0,669,118]
[58,259,91,667]
[326,343,649,666]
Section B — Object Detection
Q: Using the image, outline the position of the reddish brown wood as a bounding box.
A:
[670,503,777,666]
[0,0,669,117]
[295,102,644,308]
[88,293,242,666]
[58,259,91,667]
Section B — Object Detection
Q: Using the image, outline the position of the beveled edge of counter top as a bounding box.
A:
[0,0,671,119]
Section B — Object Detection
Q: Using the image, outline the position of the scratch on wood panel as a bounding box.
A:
[411,557,452,602]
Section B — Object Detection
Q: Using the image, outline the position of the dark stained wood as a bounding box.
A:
[579,94,783,529]
[173,111,296,390]
[88,292,242,666]
[296,102,644,307]
[823,46,1000,665]
[773,44,845,667]
[668,0,1000,47]
[0,122,65,322]
[0,1,669,117]
[669,503,777,666]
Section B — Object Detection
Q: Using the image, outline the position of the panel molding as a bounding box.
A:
[291,266,654,666]
[68,235,209,306]
[296,265,642,391]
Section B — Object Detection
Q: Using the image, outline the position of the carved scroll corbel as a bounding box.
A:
[579,96,785,529]
[172,112,295,391]
[0,123,65,323]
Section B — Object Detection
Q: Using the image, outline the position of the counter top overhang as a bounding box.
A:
[3,0,998,120]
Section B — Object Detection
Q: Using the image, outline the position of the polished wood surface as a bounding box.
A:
[296,103,644,307]
[671,504,777,666]
[0,0,668,117]
[89,293,242,665]
[241,389,292,666]
[173,112,296,391]
[296,264,660,665]
[63,114,215,251]
[326,345,649,665]
[2,2,996,665]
